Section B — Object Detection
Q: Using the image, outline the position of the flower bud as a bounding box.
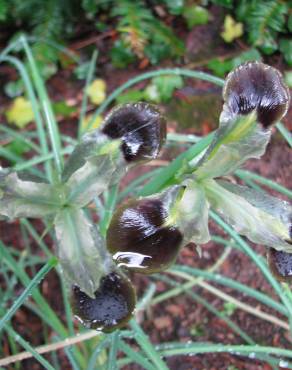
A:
[71,271,136,332]
[222,61,290,127]
[106,191,183,274]
[102,102,166,162]
[267,248,292,282]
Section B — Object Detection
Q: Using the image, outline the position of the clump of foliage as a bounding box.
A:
[213,0,292,65]
[0,0,291,88]
[0,0,185,72]
[1,36,292,368]
[1,61,291,333]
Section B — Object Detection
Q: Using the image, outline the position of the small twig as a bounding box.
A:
[0,331,100,367]
[70,31,116,50]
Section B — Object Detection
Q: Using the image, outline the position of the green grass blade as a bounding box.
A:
[0,242,67,337]
[99,184,119,237]
[235,169,292,198]
[0,125,40,153]
[0,55,51,179]
[0,258,57,333]
[276,122,292,147]
[169,265,287,316]
[118,339,156,370]
[130,320,169,370]
[0,146,45,179]
[86,337,109,370]
[78,50,98,138]
[155,273,254,345]
[156,342,292,365]
[14,146,73,172]
[21,35,63,176]
[3,326,55,370]
[107,331,119,370]
[209,211,292,322]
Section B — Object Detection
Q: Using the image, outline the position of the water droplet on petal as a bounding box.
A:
[71,271,136,332]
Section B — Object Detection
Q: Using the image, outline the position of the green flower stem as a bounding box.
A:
[138,131,215,196]
[130,320,169,370]
[0,257,58,333]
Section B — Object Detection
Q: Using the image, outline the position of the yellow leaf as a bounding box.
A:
[6,97,34,128]
[221,15,243,43]
[81,114,103,131]
[86,79,107,105]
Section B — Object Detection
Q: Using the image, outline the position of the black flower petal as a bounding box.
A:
[71,272,136,332]
[222,61,290,127]
[106,198,183,273]
[267,248,292,282]
[102,102,166,162]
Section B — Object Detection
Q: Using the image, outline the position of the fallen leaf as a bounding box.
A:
[221,15,243,43]
[6,97,34,128]
[86,79,106,105]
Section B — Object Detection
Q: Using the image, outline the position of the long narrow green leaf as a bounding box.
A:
[276,122,292,147]
[210,211,292,322]
[107,331,119,370]
[21,35,63,176]
[78,50,98,138]
[235,169,292,198]
[156,342,292,363]
[0,55,51,179]
[3,325,55,370]
[86,337,109,370]
[169,265,287,316]
[0,258,57,332]
[118,339,155,370]
[130,320,169,370]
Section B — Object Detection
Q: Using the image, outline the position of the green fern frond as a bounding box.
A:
[245,0,288,50]
[111,0,184,62]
